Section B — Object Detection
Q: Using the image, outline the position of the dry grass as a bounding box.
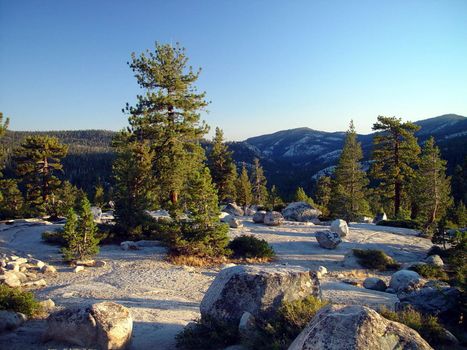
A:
[167,254,274,267]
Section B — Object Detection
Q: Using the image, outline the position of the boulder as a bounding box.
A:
[252,210,266,223]
[315,230,341,249]
[363,277,387,292]
[0,311,26,333]
[224,215,243,228]
[44,302,132,349]
[288,305,432,350]
[282,202,321,222]
[223,203,244,217]
[397,286,461,318]
[200,265,321,326]
[74,266,85,273]
[39,299,56,312]
[219,212,231,222]
[6,262,20,272]
[316,266,328,278]
[389,270,423,293]
[244,207,256,216]
[22,278,47,288]
[11,257,28,265]
[76,260,96,267]
[330,219,349,237]
[0,271,21,287]
[91,206,102,221]
[94,260,107,268]
[120,241,140,251]
[264,211,284,226]
[373,212,387,223]
[41,265,57,274]
[28,258,45,269]
[145,210,172,222]
[424,254,444,267]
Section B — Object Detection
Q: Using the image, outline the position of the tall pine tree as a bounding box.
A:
[236,163,252,207]
[207,127,237,202]
[315,176,332,215]
[13,136,68,217]
[371,116,420,218]
[329,121,369,221]
[414,137,452,235]
[251,158,268,205]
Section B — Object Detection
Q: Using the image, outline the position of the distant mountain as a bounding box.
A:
[2,115,466,198]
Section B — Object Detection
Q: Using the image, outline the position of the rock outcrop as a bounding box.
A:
[282,202,321,222]
[288,305,433,350]
[200,265,321,326]
[264,211,284,226]
[223,203,244,217]
[315,230,341,249]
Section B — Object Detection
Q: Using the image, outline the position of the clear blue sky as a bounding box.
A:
[1,0,466,140]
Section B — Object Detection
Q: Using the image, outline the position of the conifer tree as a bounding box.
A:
[207,127,237,202]
[315,176,332,215]
[62,198,100,261]
[94,184,105,208]
[236,163,252,207]
[113,135,155,237]
[414,137,452,234]
[371,116,420,217]
[0,112,9,170]
[124,42,209,211]
[266,185,283,210]
[0,179,23,219]
[294,187,315,206]
[55,180,82,217]
[251,158,268,205]
[329,121,370,221]
[13,136,68,217]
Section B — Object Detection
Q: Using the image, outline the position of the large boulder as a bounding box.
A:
[315,230,341,249]
[253,211,266,224]
[223,203,244,217]
[200,265,321,326]
[0,270,21,287]
[282,202,321,222]
[264,211,284,226]
[330,219,349,237]
[44,302,132,349]
[397,286,461,319]
[288,305,432,350]
[224,215,243,228]
[389,270,423,293]
[363,277,387,292]
[424,254,444,267]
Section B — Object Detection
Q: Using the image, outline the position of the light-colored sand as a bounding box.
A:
[0,218,432,349]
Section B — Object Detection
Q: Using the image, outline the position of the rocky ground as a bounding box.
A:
[0,218,433,349]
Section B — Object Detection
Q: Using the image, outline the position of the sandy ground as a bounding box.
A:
[0,218,432,349]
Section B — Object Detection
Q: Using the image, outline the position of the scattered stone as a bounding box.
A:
[93,260,107,268]
[244,207,256,216]
[182,265,195,273]
[263,211,284,226]
[373,212,387,223]
[252,210,266,224]
[74,266,84,273]
[316,266,328,278]
[223,203,244,216]
[200,265,321,326]
[25,272,37,280]
[315,230,341,249]
[0,311,26,333]
[12,258,28,265]
[330,219,349,237]
[0,271,21,287]
[6,262,20,272]
[15,271,28,283]
[76,260,96,267]
[389,270,423,293]
[282,201,321,222]
[22,278,47,288]
[44,302,132,350]
[363,277,387,292]
[288,305,432,350]
[41,265,57,274]
[223,215,243,228]
[424,254,444,267]
[39,299,56,312]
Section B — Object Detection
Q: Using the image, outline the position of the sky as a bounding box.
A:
[0,0,466,140]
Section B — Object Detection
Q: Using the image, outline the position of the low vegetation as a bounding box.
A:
[228,235,275,260]
[0,285,41,317]
[408,264,449,281]
[41,229,66,245]
[352,249,400,271]
[377,219,421,230]
[379,306,446,347]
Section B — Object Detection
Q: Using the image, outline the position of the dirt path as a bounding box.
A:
[0,218,432,349]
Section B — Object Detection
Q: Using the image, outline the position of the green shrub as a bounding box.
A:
[248,296,329,350]
[176,316,238,350]
[41,229,66,246]
[408,264,449,281]
[0,285,41,317]
[377,220,421,230]
[379,306,446,346]
[228,235,275,259]
[352,249,400,271]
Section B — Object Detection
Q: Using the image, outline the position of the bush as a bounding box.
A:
[228,235,275,259]
[408,264,449,281]
[176,316,238,350]
[0,285,41,317]
[352,249,400,271]
[41,229,66,246]
[248,296,329,350]
[379,306,446,346]
[377,220,421,230]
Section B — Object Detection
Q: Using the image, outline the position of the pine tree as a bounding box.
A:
[371,116,420,218]
[124,42,209,211]
[329,121,370,221]
[251,158,268,205]
[55,180,81,217]
[236,163,252,207]
[13,136,68,217]
[266,185,283,211]
[0,179,23,219]
[62,198,100,261]
[113,135,155,237]
[451,159,467,205]
[294,187,315,206]
[315,176,332,215]
[0,112,9,172]
[207,127,237,202]
[414,137,452,235]
[94,184,105,208]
